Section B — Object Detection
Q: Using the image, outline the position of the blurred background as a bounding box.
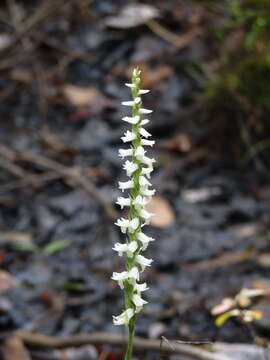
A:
[0,0,270,359]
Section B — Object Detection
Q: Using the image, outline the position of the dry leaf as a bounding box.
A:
[126,63,173,89]
[0,270,17,294]
[63,85,104,107]
[146,196,175,227]
[105,4,159,28]
[2,337,31,360]
[163,134,195,152]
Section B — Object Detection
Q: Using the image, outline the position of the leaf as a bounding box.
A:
[62,85,105,107]
[43,239,72,255]
[105,4,159,29]
[0,270,17,294]
[60,281,87,291]
[215,310,240,327]
[2,337,31,360]
[146,196,175,228]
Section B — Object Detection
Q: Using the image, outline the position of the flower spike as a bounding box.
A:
[112,67,156,360]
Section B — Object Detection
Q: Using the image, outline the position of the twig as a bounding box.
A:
[17,331,231,360]
[0,145,118,219]
[146,19,201,51]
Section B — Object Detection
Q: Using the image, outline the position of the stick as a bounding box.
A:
[0,145,118,219]
[18,331,230,360]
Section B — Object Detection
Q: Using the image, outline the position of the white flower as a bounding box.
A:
[137,232,155,250]
[128,218,140,233]
[118,180,134,192]
[128,267,140,283]
[133,195,149,210]
[121,131,137,143]
[113,308,134,325]
[123,160,138,177]
[126,241,138,257]
[122,115,140,124]
[139,128,151,138]
[140,155,156,167]
[122,97,141,106]
[119,148,133,158]
[139,175,151,188]
[140,188,156,197]
[141,119,149,125]
[115,218,130,233]
[141,166,153,178]
[141,139,155,147]
[132,293,148,311]
[112,241,138,257]
[112,243,128,256]
[111,271,129,288]
[134,146,146,161]
[136,254,153,271]
[134,282,149,292]
[115,217,139,233]
[116,197,131,209]
[139,208,155,223]
[140,108,153,114]
[138,89,150,95]
[125,83,136,88]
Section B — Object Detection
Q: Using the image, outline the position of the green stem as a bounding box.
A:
[125,316,136,360]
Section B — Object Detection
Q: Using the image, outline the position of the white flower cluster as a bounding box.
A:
[112,68,155,326]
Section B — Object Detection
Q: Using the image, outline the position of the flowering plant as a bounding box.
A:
[112,68,155,360]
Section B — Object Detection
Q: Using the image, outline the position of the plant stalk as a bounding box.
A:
[125,316,136,360]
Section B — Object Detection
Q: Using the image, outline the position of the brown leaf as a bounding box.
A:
[146,196,175,228]
[163,134,196,152]
[0,270,17,294]
[124,63,173,89]
[2,337,31,360]
[62,85,105,107]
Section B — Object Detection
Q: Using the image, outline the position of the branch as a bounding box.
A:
[0,145,118,220]
[18,331,230,360]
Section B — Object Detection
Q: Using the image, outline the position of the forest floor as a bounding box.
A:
[0,1,270,359]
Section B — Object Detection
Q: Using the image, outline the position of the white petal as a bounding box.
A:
[111,271,129,281]
[141,166,153,178]
[140,155,156,166]
[139,208,155,223]
[141,139,155,146]
[122,100,135,106]
[128,218,140,232]
[134,282,149,292]
[125,83,136,88]
[140,108,152,114]
[133,293,148,307]
[121,131,137,143]
[123,160,138,177]
[139,175,151,187]
[116,197,131,209]
[113,308,134,326]
[133,195,149,210]
[112,243,128,256]
[138,89,150,95]
[136,254,153,270]
[118,180,134,192]
[137,232,155,250]
[141,119,149,125]
[122,115,140,124]
[134,97,141,104]
[115,217,130,233]
[126,241,138,257]
[139,128,152,138]
[140,188,156,197]
[119,148,133,158]
[128,267,140,283]
[134,146,146,161]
